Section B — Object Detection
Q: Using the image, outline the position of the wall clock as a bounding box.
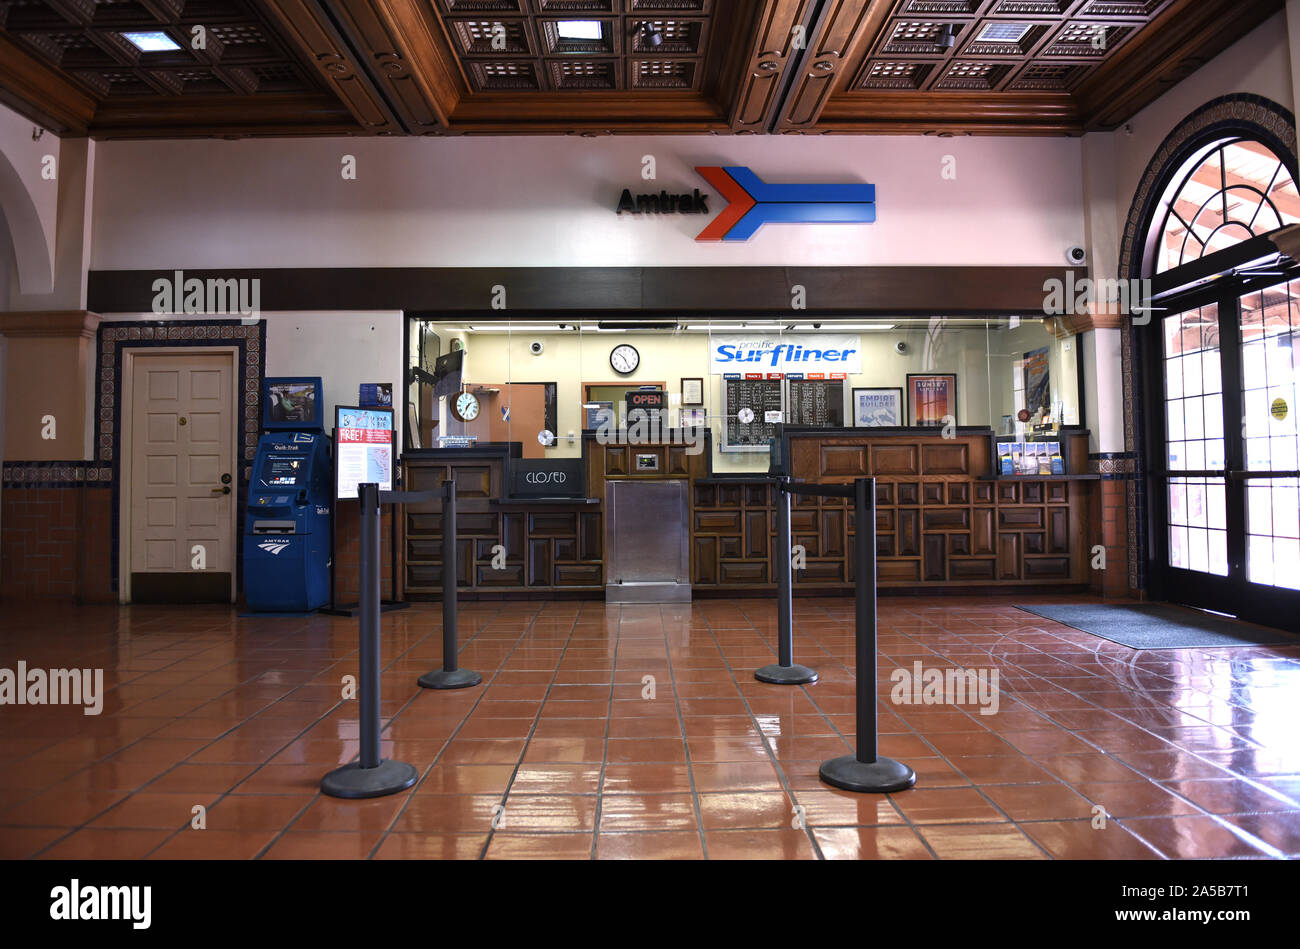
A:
[609,344,640,376]
[452,391,480,422]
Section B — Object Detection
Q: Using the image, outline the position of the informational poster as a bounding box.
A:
[853,388,903,427]
[1023,347,1051,416]
[907,373,957,426]
[335,406,393,500]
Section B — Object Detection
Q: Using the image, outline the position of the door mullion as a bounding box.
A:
[1218,289,1247,587]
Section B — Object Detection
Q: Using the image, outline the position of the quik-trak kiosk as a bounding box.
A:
[243,377,332,612]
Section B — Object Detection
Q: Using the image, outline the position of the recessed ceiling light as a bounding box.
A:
[121,31,181,52]
[977,22,1030,43]
[556,20,602,41]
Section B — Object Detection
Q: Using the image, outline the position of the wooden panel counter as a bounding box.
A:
[401,427,1095,599]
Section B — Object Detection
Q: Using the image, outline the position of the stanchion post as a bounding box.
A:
[418,479,482,690]
[818,476,916,793]
[755,479,817,685]
[321,482,418,798]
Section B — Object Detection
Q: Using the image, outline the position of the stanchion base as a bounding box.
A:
[754,663,818,685]
[417,668,482,690]
[819,755,916,793]
[320,759,418,799]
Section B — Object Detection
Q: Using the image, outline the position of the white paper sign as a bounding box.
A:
[335,408,393,500]
[708,334,861,375]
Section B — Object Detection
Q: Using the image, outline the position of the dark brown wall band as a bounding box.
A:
[86,266,1085,315]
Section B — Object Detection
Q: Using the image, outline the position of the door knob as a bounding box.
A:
[212,486,231,495]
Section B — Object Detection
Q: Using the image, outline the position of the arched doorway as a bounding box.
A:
[1123,95,1300,629]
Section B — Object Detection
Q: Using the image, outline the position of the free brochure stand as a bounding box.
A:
[323,406,408,617]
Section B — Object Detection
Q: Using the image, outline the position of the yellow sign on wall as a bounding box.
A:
[1272,398,1289,421]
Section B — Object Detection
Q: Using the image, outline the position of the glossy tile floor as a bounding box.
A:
[2,597,1298,860]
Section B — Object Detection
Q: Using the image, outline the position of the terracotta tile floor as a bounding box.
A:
[2,596,1299,860]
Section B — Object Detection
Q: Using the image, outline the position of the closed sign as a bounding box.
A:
[510,459,585,497]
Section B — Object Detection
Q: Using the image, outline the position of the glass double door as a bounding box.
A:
[1154,277,1300,630]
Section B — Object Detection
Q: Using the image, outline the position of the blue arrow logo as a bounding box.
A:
[696,166,876,241]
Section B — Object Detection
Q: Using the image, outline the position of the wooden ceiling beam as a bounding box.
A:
[816,91,1083,135]
[0,31,96,134]
[442,92,729,134]
[87,93,360,138]
[259,0,402,135]
[325,0,459,134]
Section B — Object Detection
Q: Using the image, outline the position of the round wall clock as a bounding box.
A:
[609,344,640,376]
[452,391,480,422]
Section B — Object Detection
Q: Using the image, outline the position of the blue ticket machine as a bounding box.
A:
[243,377,332,612]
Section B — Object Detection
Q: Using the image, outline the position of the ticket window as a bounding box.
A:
[405,318,1083,462]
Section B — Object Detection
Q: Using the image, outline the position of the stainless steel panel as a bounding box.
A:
[605,479,690,601]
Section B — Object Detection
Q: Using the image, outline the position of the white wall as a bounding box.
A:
[89,133,1085,270]
[97,311,404,449]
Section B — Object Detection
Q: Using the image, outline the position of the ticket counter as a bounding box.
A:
[400,425,1095,598]
[398,316,1095,599]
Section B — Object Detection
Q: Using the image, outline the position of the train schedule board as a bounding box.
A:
[724,378,782,452]
[335,405,394,500]
[787,379,845,427]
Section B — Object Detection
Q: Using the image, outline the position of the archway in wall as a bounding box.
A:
[0,145,54,297]
[1120,93,1300,629]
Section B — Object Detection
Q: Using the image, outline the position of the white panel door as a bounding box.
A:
[129,352,234,575]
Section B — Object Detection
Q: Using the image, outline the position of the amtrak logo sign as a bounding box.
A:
[616,166,876,242]
[258,540,290,555]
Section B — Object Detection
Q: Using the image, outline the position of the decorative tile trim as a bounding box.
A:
[1088,451,1137,479]
[1117,93,1299,594]
[2,461,113,488]
[96,319,266,593]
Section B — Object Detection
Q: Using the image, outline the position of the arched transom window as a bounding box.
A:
[1151,139,1300,274]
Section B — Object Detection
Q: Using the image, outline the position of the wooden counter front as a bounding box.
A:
[693,429,1092,593]
[401,428,1094,599]
[402,452,603,596]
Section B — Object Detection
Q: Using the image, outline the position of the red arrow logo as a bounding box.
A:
[694,166,755,241]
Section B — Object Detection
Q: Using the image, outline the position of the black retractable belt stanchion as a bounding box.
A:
[321,482,419,799]
[819,476,916,793]
[418,479,482,690]
[755,477,818,685]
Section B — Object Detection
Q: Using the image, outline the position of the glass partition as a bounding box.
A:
[405,317,1083,472]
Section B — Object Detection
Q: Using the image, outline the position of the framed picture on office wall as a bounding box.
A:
[1022,347,1051,417]
[852,387,903,427]
[681,407,707,427]
[681,377,704,405]
[906,373,957,426]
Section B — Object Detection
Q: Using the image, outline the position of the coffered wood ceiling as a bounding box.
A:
[0,0,1284,138]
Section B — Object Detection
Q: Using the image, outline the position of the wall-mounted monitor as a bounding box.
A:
[263,376,324,431]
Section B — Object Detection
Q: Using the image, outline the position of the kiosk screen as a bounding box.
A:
[267,382,318,423]
[260,455,305,487]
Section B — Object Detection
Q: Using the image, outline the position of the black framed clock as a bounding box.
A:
[609,343,640,376]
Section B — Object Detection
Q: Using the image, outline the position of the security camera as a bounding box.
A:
[894,340,908,355]
[1066,246,1087,265]
[529,340,544,355]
